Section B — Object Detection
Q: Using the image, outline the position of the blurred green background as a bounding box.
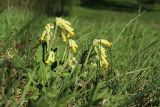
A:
[0,0,160,16]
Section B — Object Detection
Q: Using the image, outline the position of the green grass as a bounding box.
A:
[0,6,160,107]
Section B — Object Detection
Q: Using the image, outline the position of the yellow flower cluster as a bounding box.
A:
[68,39,78,53]
[93,39,112,48]
[45,51,55,64]
[55,17,78,53]
[93,39,112,70]
[40,23,54,50]
[55,17,74,42]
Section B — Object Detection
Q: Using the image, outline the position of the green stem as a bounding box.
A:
[60,52,72,72]
[49,26,57,52]
[84,46,93,65]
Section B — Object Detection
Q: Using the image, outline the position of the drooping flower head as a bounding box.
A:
[93,39,112,48]
[99,55,109,70]
[95,45,107,58]
[55,17,74,42]
[69,39,78,53]
[68,57,78,68]
[93,39,112,70]
[40,24,54,41]
[39,23,54,51]
[45,51,55,65]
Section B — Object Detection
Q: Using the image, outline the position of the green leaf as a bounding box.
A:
[56,72,70,77]
[35,46,43,63]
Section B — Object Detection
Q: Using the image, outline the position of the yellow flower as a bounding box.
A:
[55,17,74,41]
[100,56,109,69]
[69,39,78,53]
[95,45,107,58]
[40,31,46,41]
[45,51,55,64]
[68,57,77,68]
[93,39,112,48]
[55,17,73,33]
[93,39,111,70]
[45,23,54,33]
[61,32,67,42]
[39,23,54,50]
[67,31,74,38]
[56,17,71,26]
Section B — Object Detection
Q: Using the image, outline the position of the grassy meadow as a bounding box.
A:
[0,4,160,107]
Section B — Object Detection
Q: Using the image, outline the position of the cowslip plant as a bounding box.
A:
[18,17,112,106]
[33,17,78,89]
[93,39,112,70]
